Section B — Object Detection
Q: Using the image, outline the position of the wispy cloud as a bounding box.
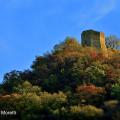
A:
[92,0,116,21]
[78,0,117,26]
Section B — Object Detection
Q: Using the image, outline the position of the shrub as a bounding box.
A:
[76,84,105,104]
[111,83,120,100]
[70,105,104,120]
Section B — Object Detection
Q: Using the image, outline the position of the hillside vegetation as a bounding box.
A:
[0,37,120,120]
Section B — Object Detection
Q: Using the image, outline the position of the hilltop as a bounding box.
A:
[0,36,120,120]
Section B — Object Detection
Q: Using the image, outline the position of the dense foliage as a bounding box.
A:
[0,37,120,120]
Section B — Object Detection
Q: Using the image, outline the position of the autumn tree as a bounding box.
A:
[105,35,120,49]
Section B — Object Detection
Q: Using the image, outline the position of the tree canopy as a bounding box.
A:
[0,37,120,120]
[106,35,120,49]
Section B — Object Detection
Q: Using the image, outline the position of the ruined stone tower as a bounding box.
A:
[81,30,107,52]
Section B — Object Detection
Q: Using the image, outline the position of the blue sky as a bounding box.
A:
[0,0,120,83]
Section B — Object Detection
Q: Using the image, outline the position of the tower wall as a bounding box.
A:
[81,30,107,51]
[100,32,106,50]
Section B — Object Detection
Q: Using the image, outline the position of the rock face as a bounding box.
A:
[81,30,107,52]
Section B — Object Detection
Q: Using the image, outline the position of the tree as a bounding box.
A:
[105,35,120,49]
[13,81,41,94]
[104,100,120,120]
[76,84,105,104]
[2,70,23,93]
[70,105,104,120]
[111,83,120,100]
[53,37,81,54]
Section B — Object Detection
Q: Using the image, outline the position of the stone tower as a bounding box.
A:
[81,29,107,51]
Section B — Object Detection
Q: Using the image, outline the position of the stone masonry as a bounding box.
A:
[81,30,107,52]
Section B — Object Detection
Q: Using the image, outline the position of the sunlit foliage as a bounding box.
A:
[0,37,120,119]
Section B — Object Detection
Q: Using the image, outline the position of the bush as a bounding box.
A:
[111,83,120,100]
[70,105,104,120]
[0,90,67,120]
[76,84,105,105]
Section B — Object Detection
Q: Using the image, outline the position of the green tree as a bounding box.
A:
[13,81,41,94]
[2,70,23,93]
[111,83,120,100]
